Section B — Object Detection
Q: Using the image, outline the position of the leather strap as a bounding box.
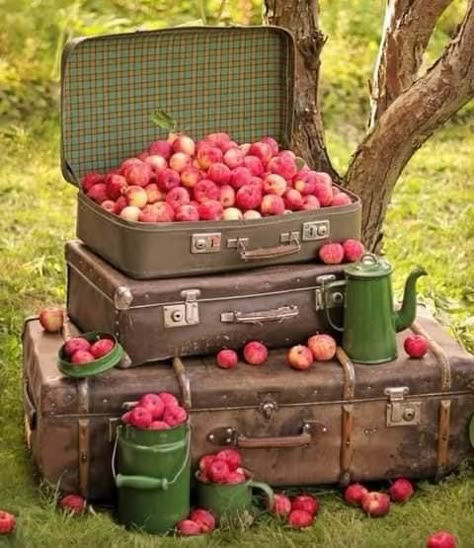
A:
[436,399,451,480]
[172,357,192,410]
[411,320,451,391]
[336,347,355,485]
[77,379,90,497]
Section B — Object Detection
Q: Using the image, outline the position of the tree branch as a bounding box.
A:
[346,0,474,251]
[264,0,340,180]
[370,0,454,127]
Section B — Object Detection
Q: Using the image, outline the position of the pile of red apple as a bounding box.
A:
[121,392,187,430]
[62,335,115,365]
[271,492,319,529]
[318,239,364,264]
[176,508,216,536]
[196,449,247,485]
[81,132,355,223]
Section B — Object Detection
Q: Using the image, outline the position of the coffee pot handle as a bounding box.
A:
[322,280,346,333]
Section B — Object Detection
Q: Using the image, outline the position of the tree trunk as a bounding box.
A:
[263,0,339,180]
[346,1,474,250]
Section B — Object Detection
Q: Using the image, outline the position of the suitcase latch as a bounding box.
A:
[314,275,344,311]
[191,233,222,253]
[163,289,201,328]
[385,387,421,427]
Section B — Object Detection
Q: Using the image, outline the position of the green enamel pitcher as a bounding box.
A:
[324,254,427,364]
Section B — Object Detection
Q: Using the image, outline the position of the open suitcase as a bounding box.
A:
[60,26,361,279]
[23,307,474,501]
[65,240,346,366]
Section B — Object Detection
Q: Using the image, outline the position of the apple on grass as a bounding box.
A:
[0,510,16,535]
[176,520,202,536]
[426,531,457,548]
[189,509,216,533]
[271,493,292,517]
[361,492,390,517]
[291,494,319,515]
[39,307,64,333]
[58,494,86,515]
[288,510,313,528]
[388,478,414,503]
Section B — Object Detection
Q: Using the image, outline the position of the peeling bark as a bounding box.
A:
[264,0,339,180]
[370,0,454,126]
[346,1,474,251]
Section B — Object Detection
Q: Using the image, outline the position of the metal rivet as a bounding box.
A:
[208,434,215,441]
[225,438,232,444]
[226,428,233,434]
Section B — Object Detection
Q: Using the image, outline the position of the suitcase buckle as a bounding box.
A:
[384,387,421,427]
[163,289,201,328]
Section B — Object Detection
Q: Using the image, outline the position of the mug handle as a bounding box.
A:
[249,480,274,508]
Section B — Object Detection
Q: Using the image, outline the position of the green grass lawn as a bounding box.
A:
[0,116,472,547]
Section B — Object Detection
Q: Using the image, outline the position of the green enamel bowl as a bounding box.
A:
[58,332,124,378]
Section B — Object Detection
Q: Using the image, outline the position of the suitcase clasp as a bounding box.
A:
[163,289,201,328]
[384,387,421,427]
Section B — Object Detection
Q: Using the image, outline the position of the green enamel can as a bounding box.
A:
[113,423,190,535]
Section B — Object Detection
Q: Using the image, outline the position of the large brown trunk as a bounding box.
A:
[263,0,339,180]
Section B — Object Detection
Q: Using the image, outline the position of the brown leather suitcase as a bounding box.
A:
[65,240,346,366]
[23,308,474,501]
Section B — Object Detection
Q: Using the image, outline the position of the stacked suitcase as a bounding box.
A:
[23,26,474,501]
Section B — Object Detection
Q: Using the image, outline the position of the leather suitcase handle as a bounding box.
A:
[239,237,301,261]
[220,305,299,324]
[236,429,311,449]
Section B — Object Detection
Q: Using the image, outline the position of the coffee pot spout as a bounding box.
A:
[394,266,427,332]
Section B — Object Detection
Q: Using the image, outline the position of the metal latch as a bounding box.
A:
[302,220,330,241]
[314,274,344,311]
[384,387,421,427]
[191,233,221,253]
[163,289,201,328]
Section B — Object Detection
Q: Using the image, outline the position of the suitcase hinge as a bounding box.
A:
[384,387,421,427]
[163,289,201,328]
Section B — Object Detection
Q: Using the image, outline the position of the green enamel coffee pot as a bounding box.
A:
[325,253,427,364]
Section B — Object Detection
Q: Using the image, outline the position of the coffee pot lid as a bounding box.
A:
[345,253,392,278]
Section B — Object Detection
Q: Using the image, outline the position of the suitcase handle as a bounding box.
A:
[236,424,312,449]
[238,237,301,261]
[220,305,299,324]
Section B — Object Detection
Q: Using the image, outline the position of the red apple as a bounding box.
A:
[125,185,148,208]
[189,508,216,533]
[307,334,337,361]
[163,405,187,427]
[208,162,232,185]
[105,174,128,200]
[388,478,414,503]
[197,145,223,169]
[121,411,131,424]
[287,345,314,371]
[39,307,64,333]
[166,187,190,209]
[206,132,231,149]
[208,459,230,483]
[113,196,128,215]
[262,136,279,156]
[120,205,141,222]
[157,168,180,192]
[90,338,114,359]
[404,335,428,358]
[223,147,246,169]
[154,202,175,222]
[193,179,220,203]
[294,171,317,195]
[288,509,313,528]
[263,174,287,196]
[129,406,153,429]
[313,179,334,206]
[343,239,365,262]
[268,154,297,179]
[158,392,179,408]
[302,195,320,210]
[144,154,167,173]
[226,470,246,484]
[100,200,116,213]
[122,161,152,187]
[87,183,108,204]
[169,152,192,173]
[180,166,201,188]
[58,494,86,515]
[0,510,16,535]
[144,183,164,204]
[197,200,224,221]
[138,205,160,223]
[243,341,268,366]
[426,531,457,548]
[176,519,202,536]
[291,494,319,516]
[319,243,344,265]
[236,185,262,210]
[243,155,264,176]
[216,449,242,471]
[230,167,253,189]
[175,204,200,222]
[216,349,239,369]
[172,135,196,156]
[64,337,91,356]
[219,185,236,208]
[248,142,272,164]
[148,140,172,159]
[81,172,104,192]
[331,192,352,207]
[119,158,142,175]
[344,483,369,506]
[139,393,165,420]
[271,493,292,517]
[260,194,285,216]
[71,350,95,364]
[199,454,216,472]
[361,491,390,517]
[284,189,304,210]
